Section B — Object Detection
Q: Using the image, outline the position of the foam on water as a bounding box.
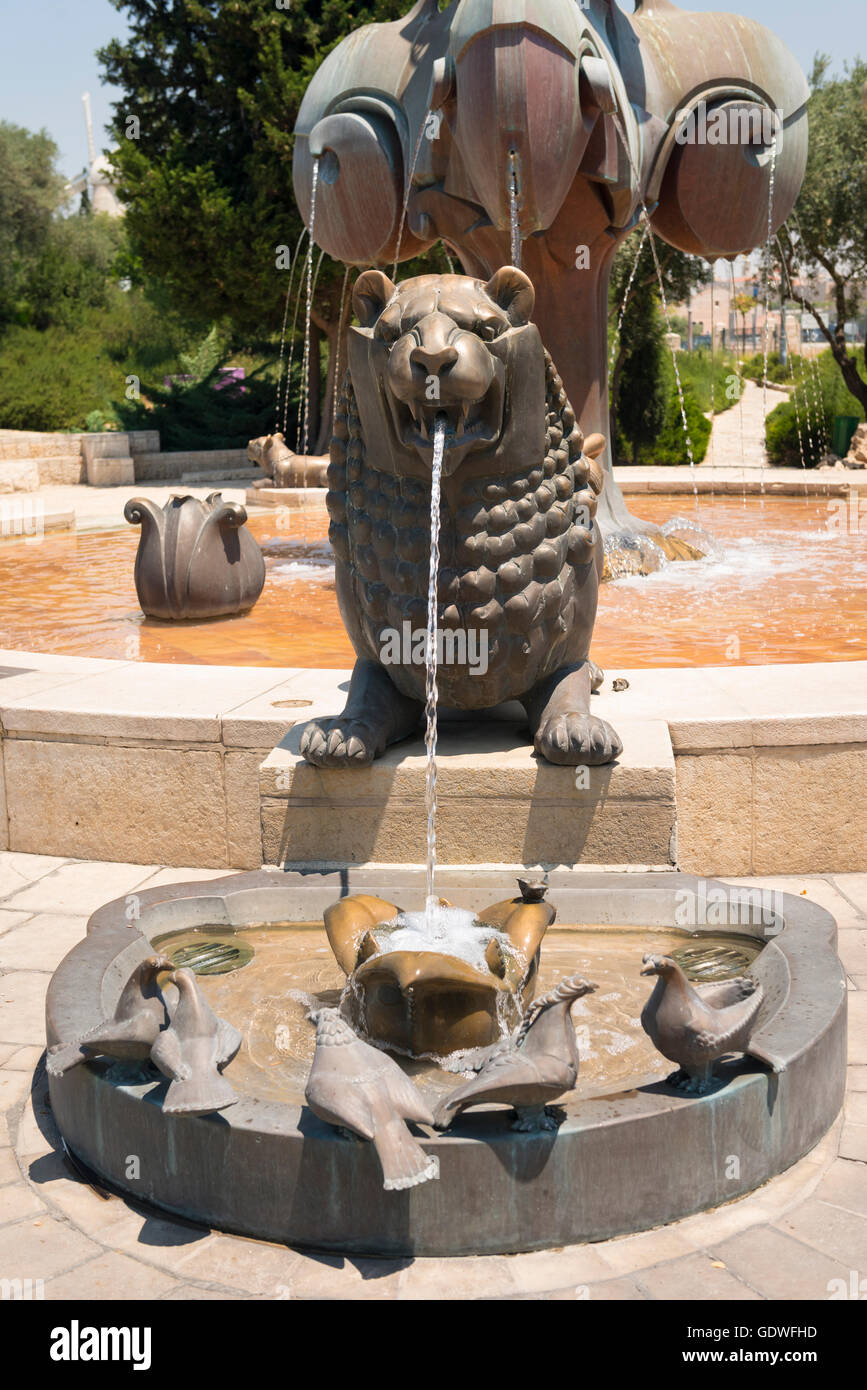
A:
[374,904,522,977]
[270,560,335,581]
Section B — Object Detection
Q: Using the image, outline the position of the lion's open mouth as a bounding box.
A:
[385,377,505,471]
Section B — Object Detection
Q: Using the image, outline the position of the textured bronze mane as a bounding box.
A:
[326,350,603,709]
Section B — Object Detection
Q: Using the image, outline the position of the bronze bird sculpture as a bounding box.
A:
[640,953,776,1094]
[434,974,597,1132]
[47,954,175,1076]
[305,1008,440,1191]
[150,968,242,1115]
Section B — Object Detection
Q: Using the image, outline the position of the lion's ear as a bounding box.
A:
[484,266,535,326]
[353,270,397,328]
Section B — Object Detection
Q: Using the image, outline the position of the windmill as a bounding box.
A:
[64,93,123,217]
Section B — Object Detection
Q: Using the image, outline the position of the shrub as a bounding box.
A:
[764,348,865,466]
[741,351,791,385]
[652,388,712,465]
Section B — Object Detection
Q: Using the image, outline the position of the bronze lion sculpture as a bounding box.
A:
[300,265,621,768]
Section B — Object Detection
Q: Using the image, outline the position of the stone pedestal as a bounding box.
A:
[260,717,676,870]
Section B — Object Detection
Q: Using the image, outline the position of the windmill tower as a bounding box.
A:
[66,93,123,216]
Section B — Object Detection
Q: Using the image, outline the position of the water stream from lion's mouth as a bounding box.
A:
[424,418,447,921]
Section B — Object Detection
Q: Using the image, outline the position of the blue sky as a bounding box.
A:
[0,0,862,179]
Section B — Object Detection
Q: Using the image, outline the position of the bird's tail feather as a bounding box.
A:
[162,1070,238,1116]
[46,1042,87,1077]
[376,1120,439,1191]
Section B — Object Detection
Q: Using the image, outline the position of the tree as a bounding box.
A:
[0,122,65,327]
[98,0,431,453]
[616,299,669,463]
[733,293,755,357]
[23,213,125,330]
[776,56,867,415]
[608,228,709,456]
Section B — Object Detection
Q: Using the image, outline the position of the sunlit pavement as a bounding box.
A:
[0,854,864,1299]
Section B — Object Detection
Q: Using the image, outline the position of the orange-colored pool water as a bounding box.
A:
[0,495,864,668]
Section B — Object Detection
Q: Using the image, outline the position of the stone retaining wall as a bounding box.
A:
[134,448,248,481]
[0,654,864,876]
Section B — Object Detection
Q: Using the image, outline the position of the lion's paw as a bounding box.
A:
[534,713,622,766]
[299,718,386,768]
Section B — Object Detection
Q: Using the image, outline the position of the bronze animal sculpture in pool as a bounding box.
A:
[301,265,622,768]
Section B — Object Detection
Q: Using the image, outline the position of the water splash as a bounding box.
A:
[776,232,810,482]
[508,149,522,267]
[282,232,309,439]
[392,109,431,280]
[759,130,778,505]
[791,211,830,455]
[331,263,352,431]
[374,906,521,977]
[609,112,698,501]
[299,156,320,458]
[274,228,308,434]
[707,258,716,474]
[294,246,325,453]
[608,222,649,378]
[424,417,446,918]
[727,260,749,508]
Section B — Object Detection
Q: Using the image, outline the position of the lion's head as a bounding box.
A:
[347,266,545,478]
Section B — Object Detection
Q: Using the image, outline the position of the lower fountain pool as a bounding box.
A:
[2,494,865,667]
[44,870,846,1254]
[151,920,762,1106]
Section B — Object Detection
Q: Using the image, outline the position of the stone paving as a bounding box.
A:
[1,853,865,1300]
[702,378,772,469]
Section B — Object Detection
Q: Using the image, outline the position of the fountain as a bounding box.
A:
[43,0,847,1258]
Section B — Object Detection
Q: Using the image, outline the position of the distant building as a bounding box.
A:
[64,93,123,218]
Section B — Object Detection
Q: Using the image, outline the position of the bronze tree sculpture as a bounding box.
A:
[292,0,808,557]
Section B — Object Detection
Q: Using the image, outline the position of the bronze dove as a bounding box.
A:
[640,953,776,1094]
[150,967,242,1115]
[434,974,597,1132]
[47,954,174,1076]
[305,1008,439,1191]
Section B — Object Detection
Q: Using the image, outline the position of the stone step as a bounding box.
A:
[260,717,676,870]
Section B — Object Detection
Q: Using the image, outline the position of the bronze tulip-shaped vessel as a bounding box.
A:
[124,492,266,621]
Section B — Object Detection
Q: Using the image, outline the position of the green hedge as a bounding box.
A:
[652,389,712,465]
[764,349,865,466]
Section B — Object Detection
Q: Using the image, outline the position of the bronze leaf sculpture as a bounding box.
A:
[300,265,622,768]
[124,492,266,620]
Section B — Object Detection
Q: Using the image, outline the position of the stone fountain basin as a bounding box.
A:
[45,870,846,1257]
